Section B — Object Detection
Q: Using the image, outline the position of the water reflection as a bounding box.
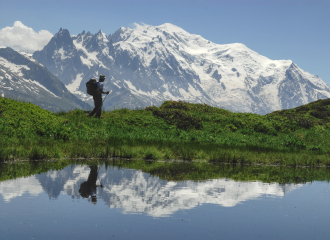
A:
[79,165,103,204]
[0,164,304,217]
[0,175,43,202]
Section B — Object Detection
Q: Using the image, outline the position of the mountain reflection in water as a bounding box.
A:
[0,164,303,217]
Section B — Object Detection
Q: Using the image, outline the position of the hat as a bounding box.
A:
[99,74,105,80]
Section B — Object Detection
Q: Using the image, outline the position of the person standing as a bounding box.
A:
[88,74,109,118]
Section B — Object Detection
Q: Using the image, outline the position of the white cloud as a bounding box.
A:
[0,21,53,53]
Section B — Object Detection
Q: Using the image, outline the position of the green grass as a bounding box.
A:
[1,97,330,166]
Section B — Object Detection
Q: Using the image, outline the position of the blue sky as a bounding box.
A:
[1,0,330,85]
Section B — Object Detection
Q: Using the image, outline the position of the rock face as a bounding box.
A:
[33,24,330,114]
[0,47,90,112]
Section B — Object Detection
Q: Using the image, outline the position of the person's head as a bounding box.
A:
[99,74,106,82]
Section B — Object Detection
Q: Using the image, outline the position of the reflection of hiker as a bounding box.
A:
[79,165,103,204]
[88,74,109,118]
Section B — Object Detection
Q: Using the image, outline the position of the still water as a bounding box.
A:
[0,162,329,239]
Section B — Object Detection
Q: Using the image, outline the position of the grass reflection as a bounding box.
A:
[1,159,330,184]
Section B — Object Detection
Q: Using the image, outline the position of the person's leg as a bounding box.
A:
[89,95,99,117]
[95,94,103,118]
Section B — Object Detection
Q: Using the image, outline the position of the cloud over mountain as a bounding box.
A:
[0,21,53,53]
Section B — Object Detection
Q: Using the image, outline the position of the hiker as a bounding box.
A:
[88,74,109,118]
[79,165,103,204]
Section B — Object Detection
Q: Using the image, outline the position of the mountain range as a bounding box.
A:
[32,23,330,114]
[0,47,90,111]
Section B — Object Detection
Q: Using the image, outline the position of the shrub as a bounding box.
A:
[319,99,330,106]
[161,101,189,111]
[295,105,309,112]
[297,117,314,128]
[147,103,202,130]
[253,120,276,135]
[310,110,329,119]
[284,136,306,150]
[225,124,237,132]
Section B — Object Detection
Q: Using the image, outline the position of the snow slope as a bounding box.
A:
[0,47,90,111]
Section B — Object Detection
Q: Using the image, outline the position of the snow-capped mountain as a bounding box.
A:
[0,47,90,111]
[0,165,303,217]
[33,24,330,114]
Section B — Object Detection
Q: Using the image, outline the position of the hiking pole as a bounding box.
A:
[97,166,103,188]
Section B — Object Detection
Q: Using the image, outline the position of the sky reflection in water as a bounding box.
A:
[0,164,329,240]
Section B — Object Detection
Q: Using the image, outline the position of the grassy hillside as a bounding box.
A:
[1,97,330,166]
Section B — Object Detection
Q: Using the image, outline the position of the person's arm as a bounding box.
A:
[98,82,109,94]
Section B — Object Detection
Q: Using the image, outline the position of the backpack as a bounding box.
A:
[86,78,98,96]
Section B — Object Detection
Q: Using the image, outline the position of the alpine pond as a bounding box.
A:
[0,160,330,240]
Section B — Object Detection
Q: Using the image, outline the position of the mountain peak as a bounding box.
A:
[96,29,108,42]
[54,28,71,41]
[157,23,186,32]
[131,23,188,37]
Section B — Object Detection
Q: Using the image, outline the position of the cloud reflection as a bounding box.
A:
[0,176,43,202]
